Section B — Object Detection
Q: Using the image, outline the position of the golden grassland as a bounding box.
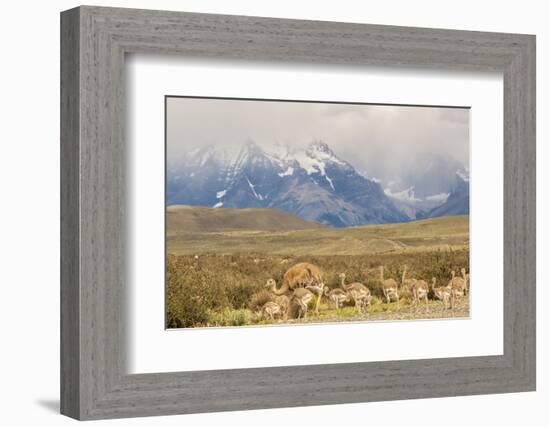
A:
[167,214,469,256]
[166,215,470,328]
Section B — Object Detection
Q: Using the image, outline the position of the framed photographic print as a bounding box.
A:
[61,6,536,420]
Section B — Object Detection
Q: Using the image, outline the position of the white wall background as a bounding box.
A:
[0,0,546,425]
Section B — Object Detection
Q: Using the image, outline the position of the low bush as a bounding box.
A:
[166,249,469,327]
[207,308,253,327]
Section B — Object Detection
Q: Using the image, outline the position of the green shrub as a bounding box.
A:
[225,282,260,309]
[207,308,253,327]
[369,295,381,306]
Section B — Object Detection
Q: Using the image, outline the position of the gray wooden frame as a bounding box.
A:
[60,5,536,421]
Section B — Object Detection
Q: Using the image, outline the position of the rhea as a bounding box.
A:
[290,288,314,319]
[448,268,468,297]
[259,301,282,321]
[380,266,399,306]
[265,279,290,320]
[324,287,350,309]
[267,262,325,314]
[412,279,430,311]
[431,277,454,311]
[401,265,417,298]
[339,273,371,313]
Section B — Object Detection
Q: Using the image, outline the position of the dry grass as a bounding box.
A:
[168,215,469,256]
[166,249,469,328]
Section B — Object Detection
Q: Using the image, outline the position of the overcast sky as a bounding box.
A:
[167,97,469,185]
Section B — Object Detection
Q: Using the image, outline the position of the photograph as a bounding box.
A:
[165,96,470,329]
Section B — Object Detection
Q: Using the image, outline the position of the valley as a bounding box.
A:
[167,206,469,256]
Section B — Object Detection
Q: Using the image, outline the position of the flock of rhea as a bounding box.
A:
[259,262,469,321]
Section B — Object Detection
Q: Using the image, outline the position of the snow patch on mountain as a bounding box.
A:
[306,141,345,165]
[426,192,450,203]
[246,176,264,200]
[294,151,324,175]
[216,190,227,199]
[456,168,470,182]
[384,186,421,203]
[293,141,344,177]
[278,166,294,177]
[325,175,335,191]
[263,152,286,168]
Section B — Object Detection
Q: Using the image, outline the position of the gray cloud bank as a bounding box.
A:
[167,97,469,192]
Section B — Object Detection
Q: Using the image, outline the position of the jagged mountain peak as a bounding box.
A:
[305,140,344,163]
[194,140,348,172]
[233,140,263,164]
[307,140,333,155]
[166,140,464,227]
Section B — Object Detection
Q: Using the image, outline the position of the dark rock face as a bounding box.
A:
[426,172,470,218]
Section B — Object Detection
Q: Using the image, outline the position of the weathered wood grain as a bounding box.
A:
[60,6,80,419]
[60,5,536,420]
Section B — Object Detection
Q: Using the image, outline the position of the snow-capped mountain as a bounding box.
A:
[381,161,470,220]
[167,141,409,227]
[383,154,467,199]
[384,187,446,220]
[426,169,470,218]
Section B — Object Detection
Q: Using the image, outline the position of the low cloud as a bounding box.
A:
[167,97,469,186]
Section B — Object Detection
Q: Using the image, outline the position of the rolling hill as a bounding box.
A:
[167,204,325,234]
[167,207,469,256]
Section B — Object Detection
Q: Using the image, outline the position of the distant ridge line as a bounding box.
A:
[167,204,326,233]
